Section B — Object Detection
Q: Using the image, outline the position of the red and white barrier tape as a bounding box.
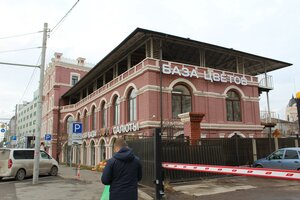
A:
[162,162,300,181]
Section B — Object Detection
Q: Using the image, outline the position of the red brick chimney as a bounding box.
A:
[179,112,205,145]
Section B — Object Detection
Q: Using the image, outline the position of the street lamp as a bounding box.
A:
[295,92,300,141]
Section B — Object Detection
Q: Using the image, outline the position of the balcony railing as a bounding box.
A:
[260,111,277,124]
[61,58,259,112]
[258,75,274,90]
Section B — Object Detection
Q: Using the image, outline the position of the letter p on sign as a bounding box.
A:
[73,122,82,134]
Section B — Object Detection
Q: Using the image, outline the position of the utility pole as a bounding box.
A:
[154,39,164,200]
[33,23,48,184]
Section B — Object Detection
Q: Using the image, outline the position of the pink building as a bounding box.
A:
[41,52,92,158]
[58,28,291,166]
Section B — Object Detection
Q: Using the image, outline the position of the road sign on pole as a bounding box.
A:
[72,122,83,144]
[45,134,52,141]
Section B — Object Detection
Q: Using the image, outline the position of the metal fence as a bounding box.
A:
[127,134,299,186]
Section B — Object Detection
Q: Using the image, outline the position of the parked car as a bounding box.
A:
[253,147,300,170]
[0,148,59,181]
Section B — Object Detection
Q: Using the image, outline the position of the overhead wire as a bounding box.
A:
[4,0,80,104]
[0,47,41,54]
[0,31,42,40]
[50,0,80,36]
[19,54,41,103]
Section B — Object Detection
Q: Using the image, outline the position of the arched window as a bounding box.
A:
[63,144,68,163]
[90,140,95,166]
[66,116,74,134]
[101,102,107,128]
[226,90,242,121]
[128,89,137,122]
[172,85,191,118]
[99,139,106,161]
[83,110,88,132]
[65,116,74,158]
[76,113,81,122]
[111,138,116,152]
[83,142,87,165]
[113,96,120,125]
[76,145,81,164]
[91,106,96,130]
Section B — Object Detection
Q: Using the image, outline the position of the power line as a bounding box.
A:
[0,47,41,54]
[19,54,41,103]
[0,31,42,40]
[50,0,80,35]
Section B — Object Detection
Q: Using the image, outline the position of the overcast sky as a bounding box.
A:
[0,0,299,123]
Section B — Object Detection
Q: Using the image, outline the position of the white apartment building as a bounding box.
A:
[16,90,39,148]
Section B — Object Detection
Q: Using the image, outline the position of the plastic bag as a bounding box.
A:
[100,185,110,200]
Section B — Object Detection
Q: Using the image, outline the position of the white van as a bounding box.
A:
[0,148,59,181]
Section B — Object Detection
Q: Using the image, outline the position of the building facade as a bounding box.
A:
[286,95,298,122]
[57,28,291,166]
[41,52,92,158]
[16,91,39,148]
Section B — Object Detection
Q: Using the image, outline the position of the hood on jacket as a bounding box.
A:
[113,147,135,161]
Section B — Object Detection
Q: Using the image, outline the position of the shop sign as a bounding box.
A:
[113,122,140,135]
[162,64,248,86]
[162,64,198,78]
[203,71,247,85]
[83,131,97,139]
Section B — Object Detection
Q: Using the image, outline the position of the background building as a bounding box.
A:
[16,91,39,148]
[286,95,298,122]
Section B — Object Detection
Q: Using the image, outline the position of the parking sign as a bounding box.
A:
[72,122,83,144]
[73,122,82,134]
[45,134,52,141]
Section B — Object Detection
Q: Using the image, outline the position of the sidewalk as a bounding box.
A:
[58,164,153,200]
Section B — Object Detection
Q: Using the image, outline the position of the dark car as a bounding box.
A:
[253,147,300,170]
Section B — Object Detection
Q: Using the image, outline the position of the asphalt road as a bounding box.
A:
[166,176,300,200]
[1,174,300,200]
[0,176,102,200]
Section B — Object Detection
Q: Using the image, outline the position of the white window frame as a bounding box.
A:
[70,72,80,86]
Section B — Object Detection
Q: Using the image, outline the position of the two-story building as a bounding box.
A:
[57,28,291,166]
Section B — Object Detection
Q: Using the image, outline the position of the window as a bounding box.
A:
[90,141,95,166]
[101,103,107,128]
[40,151,50,159]
[83,111,88,132]
[226,90,242,121]
[34,111,36,116]
[284,150,299,159]
[91,107,96,130]
[71,75,79,86]
[113,96,120,125]
[13,150,34,159]
[172,85,191,118]
[128,89,137,122]
[269,149,284,160]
